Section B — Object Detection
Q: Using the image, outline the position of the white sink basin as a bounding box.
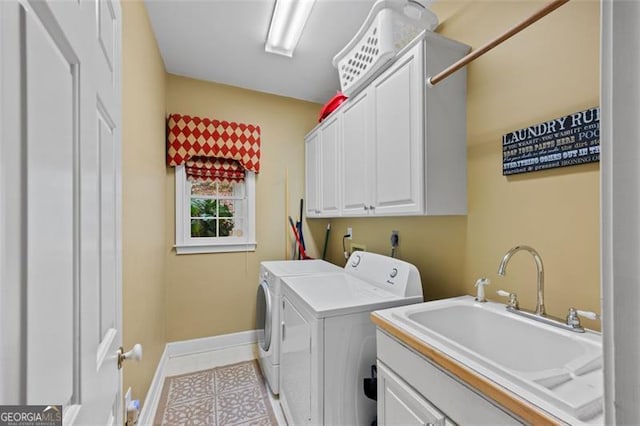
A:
[406,304,588,372]
[380,296,603,424]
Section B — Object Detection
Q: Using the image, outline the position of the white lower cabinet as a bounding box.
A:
[376,330,524,425]
[378,362,450,426]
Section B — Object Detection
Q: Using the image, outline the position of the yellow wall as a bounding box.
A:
[121,0,600,404]
[321,0,601,328]
[121,0,167,400]
[164,75,320,341]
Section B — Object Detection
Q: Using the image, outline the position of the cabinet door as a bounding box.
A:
[304,130,320,217]
[280,296,312,425]
[372,42,424,215]
[319,114,341,216]
[378,362,446,426]
[341,90,372,216]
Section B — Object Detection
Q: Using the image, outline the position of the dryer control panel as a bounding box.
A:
[344,252,423,298]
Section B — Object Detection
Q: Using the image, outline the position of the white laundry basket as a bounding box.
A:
[333,0,438,97]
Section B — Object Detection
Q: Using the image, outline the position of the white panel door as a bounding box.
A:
[341,90,372,216]
[372,43,424,216]
[24,2,77,406]
[319,114,341,216]
[79,0,123,423]
[0,0,122,423]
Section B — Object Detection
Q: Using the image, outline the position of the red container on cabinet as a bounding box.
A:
[318,92,347,123]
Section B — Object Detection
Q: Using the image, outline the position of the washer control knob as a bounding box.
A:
[351,254,362,267]
[389,268,398,278]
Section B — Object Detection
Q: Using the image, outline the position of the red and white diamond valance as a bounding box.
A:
[186,157,246,183]
[167,113,261,173]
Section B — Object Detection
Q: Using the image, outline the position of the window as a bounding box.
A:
[175,165,256,254]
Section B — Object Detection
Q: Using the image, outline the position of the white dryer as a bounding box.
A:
[256,259,341,395]
[279,251,423,426]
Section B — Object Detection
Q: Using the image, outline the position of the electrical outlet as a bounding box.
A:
[391,230,399,247]
[346,227,353,239]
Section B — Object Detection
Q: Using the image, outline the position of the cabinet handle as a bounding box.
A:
[364,206,369,211]
[369,205,375,210]
[281,322,285,341]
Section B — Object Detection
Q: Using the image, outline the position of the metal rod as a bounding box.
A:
[427,0,570,86]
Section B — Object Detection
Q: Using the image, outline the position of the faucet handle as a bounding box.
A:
[566,308,599,330]
[576,309,599,320]
[496,290,519,309]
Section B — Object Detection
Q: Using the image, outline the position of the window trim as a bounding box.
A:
[174,165,256,254]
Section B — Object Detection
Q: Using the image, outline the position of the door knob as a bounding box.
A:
[117,343,143,370]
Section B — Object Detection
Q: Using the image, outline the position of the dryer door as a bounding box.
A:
[256,280,272,352]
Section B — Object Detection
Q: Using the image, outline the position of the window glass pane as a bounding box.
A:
[218,181,233,197]
[219,199,235,217]
[219,218,234,237]
[191,219,217,237]
[234,198,246,218]
[233,218,244,237]
[191,180,218,197]
[233,181,245,198]
[191,198,218,218]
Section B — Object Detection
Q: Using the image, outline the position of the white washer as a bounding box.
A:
[279,252,423,426]
[256,259,341,395]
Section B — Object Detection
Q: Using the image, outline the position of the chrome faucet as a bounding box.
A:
[497,245,545,316]
[496,245,599,333]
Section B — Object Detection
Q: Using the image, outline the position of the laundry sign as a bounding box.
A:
[502,107,600,175]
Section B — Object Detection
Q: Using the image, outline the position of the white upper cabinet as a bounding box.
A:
[306,32,469,218]
[305,113,341,218]
[305,130,320,217]
[318,114,341,216]
[371,42,424,216]
[341,90,372,216]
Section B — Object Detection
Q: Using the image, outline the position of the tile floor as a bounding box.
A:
[158,344,286,425]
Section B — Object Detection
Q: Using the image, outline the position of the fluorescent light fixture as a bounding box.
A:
[265,0,316,57]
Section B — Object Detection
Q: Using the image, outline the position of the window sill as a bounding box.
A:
[174,242,257,255]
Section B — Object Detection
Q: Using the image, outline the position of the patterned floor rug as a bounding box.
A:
[153,360,278,425]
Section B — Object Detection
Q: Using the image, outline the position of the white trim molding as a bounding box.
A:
[174,242,257,255]
[174,165,257,255]
[601,1,640,423]
[138,330,258,424]
[166,330,257,358]
[137,345,169,426]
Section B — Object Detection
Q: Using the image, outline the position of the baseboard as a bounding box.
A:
[166,329,257,357]
[137,330,258,424]
[138,344,168,426]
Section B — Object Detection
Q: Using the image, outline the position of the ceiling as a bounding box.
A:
[144,0,377,104]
